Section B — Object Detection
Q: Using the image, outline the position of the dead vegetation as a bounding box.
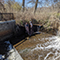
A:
[0,0,60,32]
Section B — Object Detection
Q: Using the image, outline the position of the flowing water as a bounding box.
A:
[17,31,60,60]
[1,31,60,60]
[31,36,60,60]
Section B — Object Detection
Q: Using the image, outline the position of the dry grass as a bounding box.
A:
[14,9,60,30]
[1,3,60,30]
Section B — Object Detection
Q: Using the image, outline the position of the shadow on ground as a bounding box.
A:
[9,32,40,48]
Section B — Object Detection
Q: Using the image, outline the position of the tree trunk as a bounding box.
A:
[0,2,5,12]
[34,0,38,14]
[22,0,25,12]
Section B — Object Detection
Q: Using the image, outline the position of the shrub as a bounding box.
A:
[56,13,60,19]
[11,2,22,11]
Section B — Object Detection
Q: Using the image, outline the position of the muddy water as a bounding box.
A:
[15,32,60,60]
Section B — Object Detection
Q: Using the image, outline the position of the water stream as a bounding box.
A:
[0,31,60,60]
[18,31,60,60]
[30,32,60,60]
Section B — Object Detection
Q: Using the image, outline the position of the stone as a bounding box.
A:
[0,20,15,41]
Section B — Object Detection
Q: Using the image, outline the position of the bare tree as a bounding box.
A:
[5,0,15,12]
[0,2,5,12]
[0,0,4,3]
[34,0,38,13]
[27,0,39,13]
[57,2,60,9]
[22,0,25,12]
